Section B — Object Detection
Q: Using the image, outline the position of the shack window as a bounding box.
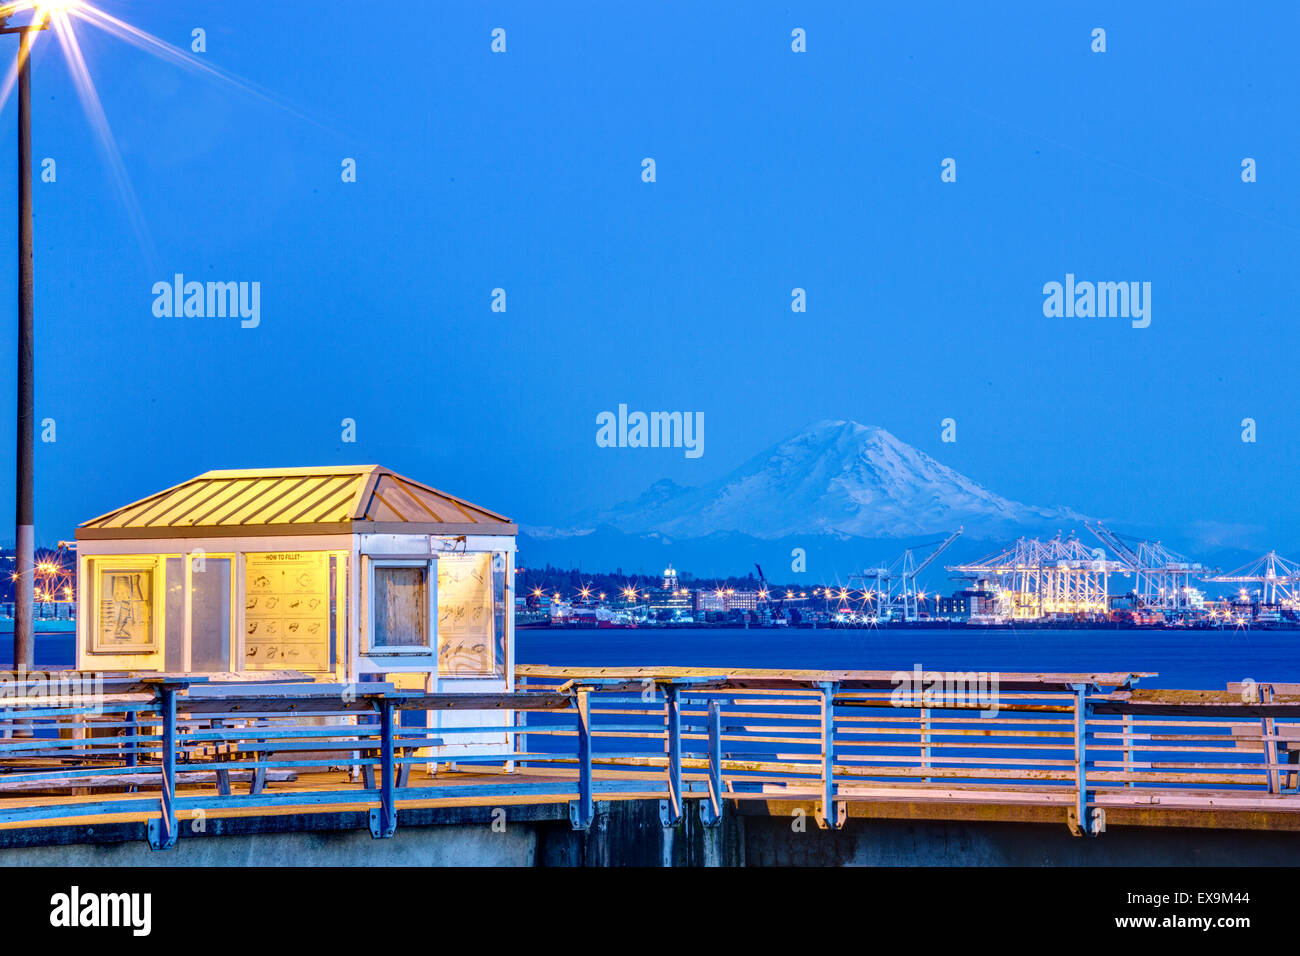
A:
[374,566,428,648]
[367,559,434,656]
[165,558,185,671]
[89,558,160,654]
[191,557,232,672]
[437,552,506,678]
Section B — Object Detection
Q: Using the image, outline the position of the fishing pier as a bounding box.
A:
[6,466,1297,865]
[1,666,1298,866]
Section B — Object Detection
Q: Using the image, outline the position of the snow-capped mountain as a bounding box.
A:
[552,420,1084,540]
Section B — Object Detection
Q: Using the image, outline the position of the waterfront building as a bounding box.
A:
[644,564,694,622]
[73,466,518,751]
[694,590,724,614]
[726,590,762,611]
[693,588,762,616]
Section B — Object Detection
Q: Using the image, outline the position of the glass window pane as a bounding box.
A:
[493,554,507,675]
[329,555,340,673]
[165,558,184,672]
[374,566,427,648]
[437,553,502,677]
[94,564,156,653]
[191,558,231,672]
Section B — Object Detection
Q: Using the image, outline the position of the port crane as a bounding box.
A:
[754,563,786,620]
[852,528,963,623]
[849,562,892,620]
[1205,551,1300,608]
[949,533,1122,620]
[1087,523,1205,613]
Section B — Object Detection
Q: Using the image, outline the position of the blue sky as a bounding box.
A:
[0,0,1296,550]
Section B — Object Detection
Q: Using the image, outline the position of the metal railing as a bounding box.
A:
[0,675,578,848]
[518,666,1300,835]
[0,667,1296,848]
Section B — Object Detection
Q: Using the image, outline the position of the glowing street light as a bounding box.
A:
[0,0,316,668]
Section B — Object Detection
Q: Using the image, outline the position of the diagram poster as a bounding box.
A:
[244,551,330,672]
[437,552,494,676]
[93,566,156,653]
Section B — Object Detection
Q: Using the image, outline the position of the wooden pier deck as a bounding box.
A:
[6,769,1299,836]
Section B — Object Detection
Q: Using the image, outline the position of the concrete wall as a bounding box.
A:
[2,799,1296,866]
[741,815,1300,866]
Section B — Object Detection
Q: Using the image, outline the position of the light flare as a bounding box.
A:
[67,2,325,127]
[0,1,330,267]
[45,4,155,263]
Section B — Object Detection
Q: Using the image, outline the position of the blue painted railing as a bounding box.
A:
[0,668,1296,848]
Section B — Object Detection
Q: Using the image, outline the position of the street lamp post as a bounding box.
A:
[1,10,48,673]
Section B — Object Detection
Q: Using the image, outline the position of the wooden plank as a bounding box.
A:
[393,693,572,712]
[516,665,1149,692]
[1094,694,1300,717]
[0,770,296,793]
[1228,682,1300,696]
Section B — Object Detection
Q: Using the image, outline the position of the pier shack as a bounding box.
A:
[73,465,517,754]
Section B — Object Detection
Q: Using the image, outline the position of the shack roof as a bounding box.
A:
[76,465,517,540]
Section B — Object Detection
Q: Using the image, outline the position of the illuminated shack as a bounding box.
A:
[74,466,517,705]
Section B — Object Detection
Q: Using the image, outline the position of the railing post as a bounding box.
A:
[515,675,527,770]
[920,706,931,784]
[1070,683,1099,836]
[368,696,397,839]
[569,688,593,830]
[660,682,683,828]
[1260,683,1279,794]
[125,707,138,770]
[211,717,231,797]
[818,681,843,829]
[700,697,723,827]
[1122,713,1133,788]
[146,683,178,851]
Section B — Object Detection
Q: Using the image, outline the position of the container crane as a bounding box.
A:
[754,563,786,620]
[853,528,963,623]
[1206,551,1300,608]
[894,527,963,622]
[1087,523,1205,613]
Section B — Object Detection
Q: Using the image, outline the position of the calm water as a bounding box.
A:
[6,626,1296,689]
[518,626,1300,689]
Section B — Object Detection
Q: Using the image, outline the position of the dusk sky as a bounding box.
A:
[0,1,1296,551]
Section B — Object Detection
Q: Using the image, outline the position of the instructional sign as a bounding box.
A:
[244,551,331,672]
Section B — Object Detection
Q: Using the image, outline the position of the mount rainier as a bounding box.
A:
[550,420,1083,541]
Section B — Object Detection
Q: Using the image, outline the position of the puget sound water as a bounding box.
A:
[518,625,1300,689]
[6,625,1296,689]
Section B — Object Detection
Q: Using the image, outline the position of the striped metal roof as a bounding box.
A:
[76,466,516,540]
